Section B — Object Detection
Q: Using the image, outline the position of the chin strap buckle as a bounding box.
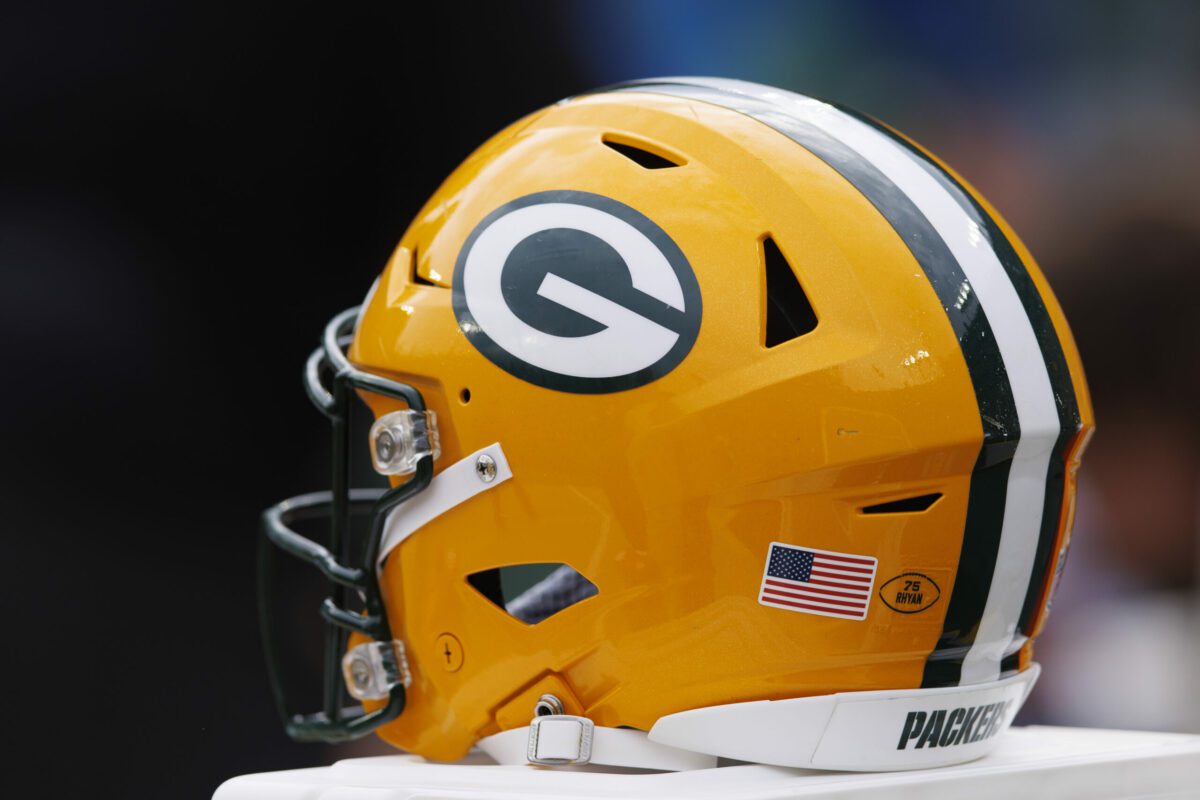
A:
[526,714,595,766]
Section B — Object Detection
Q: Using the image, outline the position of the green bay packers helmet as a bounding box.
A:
[260,77,1093,771]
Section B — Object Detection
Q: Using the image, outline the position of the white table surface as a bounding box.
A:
[214,725,1200,799]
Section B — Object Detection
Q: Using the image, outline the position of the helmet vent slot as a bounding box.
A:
[601,135,683,169]
[467,563,598,624]
[763,236,818,347]
[861,493,943,515]
[410,244,441,287]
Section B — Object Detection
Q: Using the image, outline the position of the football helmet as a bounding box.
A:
[260,77,1093,771]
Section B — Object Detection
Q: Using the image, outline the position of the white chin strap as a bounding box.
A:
[479,666,1038,772]
[477,717,717,771]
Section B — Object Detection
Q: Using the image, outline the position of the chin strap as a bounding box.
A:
[477,715,717,771]
[478,666,1039,773]
[648,664,1040,771]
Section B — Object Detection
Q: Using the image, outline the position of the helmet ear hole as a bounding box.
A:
[466,564,598,624]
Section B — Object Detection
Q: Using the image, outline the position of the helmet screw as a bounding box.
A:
[348,656,372,693]
[375,430,397,465]
[475,453,497,483]
[534,693,564,717]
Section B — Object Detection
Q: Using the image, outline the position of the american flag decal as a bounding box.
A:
[758,542,878,621]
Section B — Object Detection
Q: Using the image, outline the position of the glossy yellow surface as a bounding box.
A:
[347,92,1094,761]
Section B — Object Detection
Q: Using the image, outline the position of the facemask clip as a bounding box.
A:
[341,640,413,701]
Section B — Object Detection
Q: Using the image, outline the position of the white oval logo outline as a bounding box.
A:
[452,191,702,393]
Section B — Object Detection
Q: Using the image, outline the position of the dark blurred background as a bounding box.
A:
[3,1,1197,796]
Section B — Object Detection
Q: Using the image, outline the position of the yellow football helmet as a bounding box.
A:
[260,78,1093,771]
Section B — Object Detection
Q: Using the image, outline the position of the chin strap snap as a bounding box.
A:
[477,715,717,771]
[526,714,595,765]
